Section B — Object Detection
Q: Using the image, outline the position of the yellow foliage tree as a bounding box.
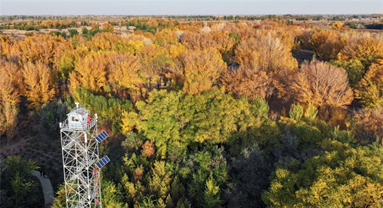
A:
[15,34,65,65]
[138,44,174,80]
[102,23,114,33]
[54,43,89,79]
[91,23,99,29]
[69,53,108,95]
[308,29,336,52]
[154,29,178,46]
[339,37,383,67]
[331,22,344,30]
[181,49,226,95]
[22,61,55,109]
[107,52,143,98]
[168,43,186,59]
[125,40,146,55]
[263,141,383,207]
[87,32,121,51]
[121,111,138,134]
[180,31,236,57]
[0,35,14,59]
[235,32,297,73]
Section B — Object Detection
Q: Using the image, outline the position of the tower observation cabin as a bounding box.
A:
[68,107,88,129]
[61,103,96,131]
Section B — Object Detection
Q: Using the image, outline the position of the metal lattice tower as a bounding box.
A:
[59,103,107,208]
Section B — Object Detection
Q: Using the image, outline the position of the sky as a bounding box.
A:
[0,0,382,16]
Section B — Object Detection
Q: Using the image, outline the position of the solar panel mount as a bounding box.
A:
[95,131,108,143]
[96,155,110,169]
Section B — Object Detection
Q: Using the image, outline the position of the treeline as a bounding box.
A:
[0,20,382,207]
[365,23,383,30]
[1,17,381,33]
[126,19,179,34]
[0,20,88,31]
[1,14,380,22]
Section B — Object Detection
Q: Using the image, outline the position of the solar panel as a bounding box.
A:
[95,131,108,143]
[96,155,110,169]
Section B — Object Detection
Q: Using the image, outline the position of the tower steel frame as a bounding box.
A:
[60,111,102,208]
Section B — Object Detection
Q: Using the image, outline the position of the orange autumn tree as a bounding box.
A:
[288,60,353,108]
[141,140,155,158]
[0,60,22,138]
[353,108,383,143]
[221,67,272,100]
[316,36,348,60]
[22,61,55,109]
[181,48,226,95]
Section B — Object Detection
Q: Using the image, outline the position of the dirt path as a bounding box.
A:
[32,170,54,207]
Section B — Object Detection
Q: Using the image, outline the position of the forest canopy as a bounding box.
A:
[0,17,383,208]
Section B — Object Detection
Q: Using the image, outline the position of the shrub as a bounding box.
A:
[289,103,304,122]
[33,100,70,138]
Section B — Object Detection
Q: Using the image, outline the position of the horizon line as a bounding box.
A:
[1,13,382,16]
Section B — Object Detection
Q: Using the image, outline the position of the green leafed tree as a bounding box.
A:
[355,64,383,108]
[262,141,383,207]
[1,156,40,208]
[102,180,126,208]
[329,59,365,87]
[289,103,304,122]
[203,175,222,208]
[68,29,79,38]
